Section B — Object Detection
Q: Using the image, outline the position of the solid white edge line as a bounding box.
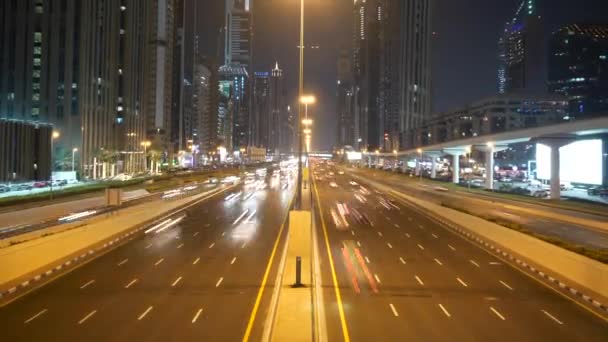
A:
[24,309,48,324]
[389,303,399,317]
[78,310,97,325]
[542,310,564,325]
[192,308,204,323]
[439,304,451,318]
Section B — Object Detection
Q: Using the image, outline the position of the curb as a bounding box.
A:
[0,184,236,305]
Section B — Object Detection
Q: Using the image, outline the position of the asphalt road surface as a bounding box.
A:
[313,163,608,342]
[0,175,294,341]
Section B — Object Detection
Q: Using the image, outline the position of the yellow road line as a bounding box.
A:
[313,178,351,342]
[242,195,294,342]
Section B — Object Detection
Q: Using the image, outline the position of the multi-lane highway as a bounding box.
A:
[349,168,608,251]
[313,162,608,341]
[0,171,294,341]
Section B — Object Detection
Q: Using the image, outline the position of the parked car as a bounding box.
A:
[32,181,49,188]
[587,186,608,197]
[10,183,32,191]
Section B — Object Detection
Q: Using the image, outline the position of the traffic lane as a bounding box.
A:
[74,184,294,342]
[366,172,608,249]
[166,188,293,342]
[324,179,515,341]
[349,176,608,340]
[315,178,487,341]
[314,180,416,341]
[0,186,239,341]
[1,183,294,340]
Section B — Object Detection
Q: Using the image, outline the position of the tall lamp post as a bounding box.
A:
[295,0,306,209]
[50,131,60,200]
[72,148,78,172]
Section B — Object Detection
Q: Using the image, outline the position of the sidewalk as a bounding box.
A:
[0,185,232,297]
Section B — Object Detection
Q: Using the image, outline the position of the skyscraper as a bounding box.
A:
[145,0,177,161]
[336,49,355,149]
[251,71,270,149]
[0,0,148,177]
[498,0,546,94]
[352,0,382,151]
[224,0,252,69]
[394,0,432,149]
[0,0,83,168]
[198,59,220,155]
[549,24,608,117]
[221,0,253,153]
[268,62,284,154]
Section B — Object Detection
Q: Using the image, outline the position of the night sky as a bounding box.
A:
[198,0,608,150]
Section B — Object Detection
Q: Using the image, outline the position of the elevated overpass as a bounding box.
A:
[365,116,608,199]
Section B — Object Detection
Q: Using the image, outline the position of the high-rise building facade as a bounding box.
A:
[251,71,270,149]
[548,24,608,117]
[198,59,220,155]
[352,0,382,151]
[268,63,284,154]
[224,0,252,69]
[394,0,432,149]
[144,0,177,161]
[0,0,82,168]
[498,0,546,94]
[1,0,148,176]
[336,49,355,149]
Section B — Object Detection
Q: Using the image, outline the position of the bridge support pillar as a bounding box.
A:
[536,135,576,200]
[443,148,468,184]
[474,144,508,190]
[425,151,442,179]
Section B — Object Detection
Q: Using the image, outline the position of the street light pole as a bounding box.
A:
[296,0,305,209]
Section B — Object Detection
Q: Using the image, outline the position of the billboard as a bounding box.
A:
[536,139,603,185]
